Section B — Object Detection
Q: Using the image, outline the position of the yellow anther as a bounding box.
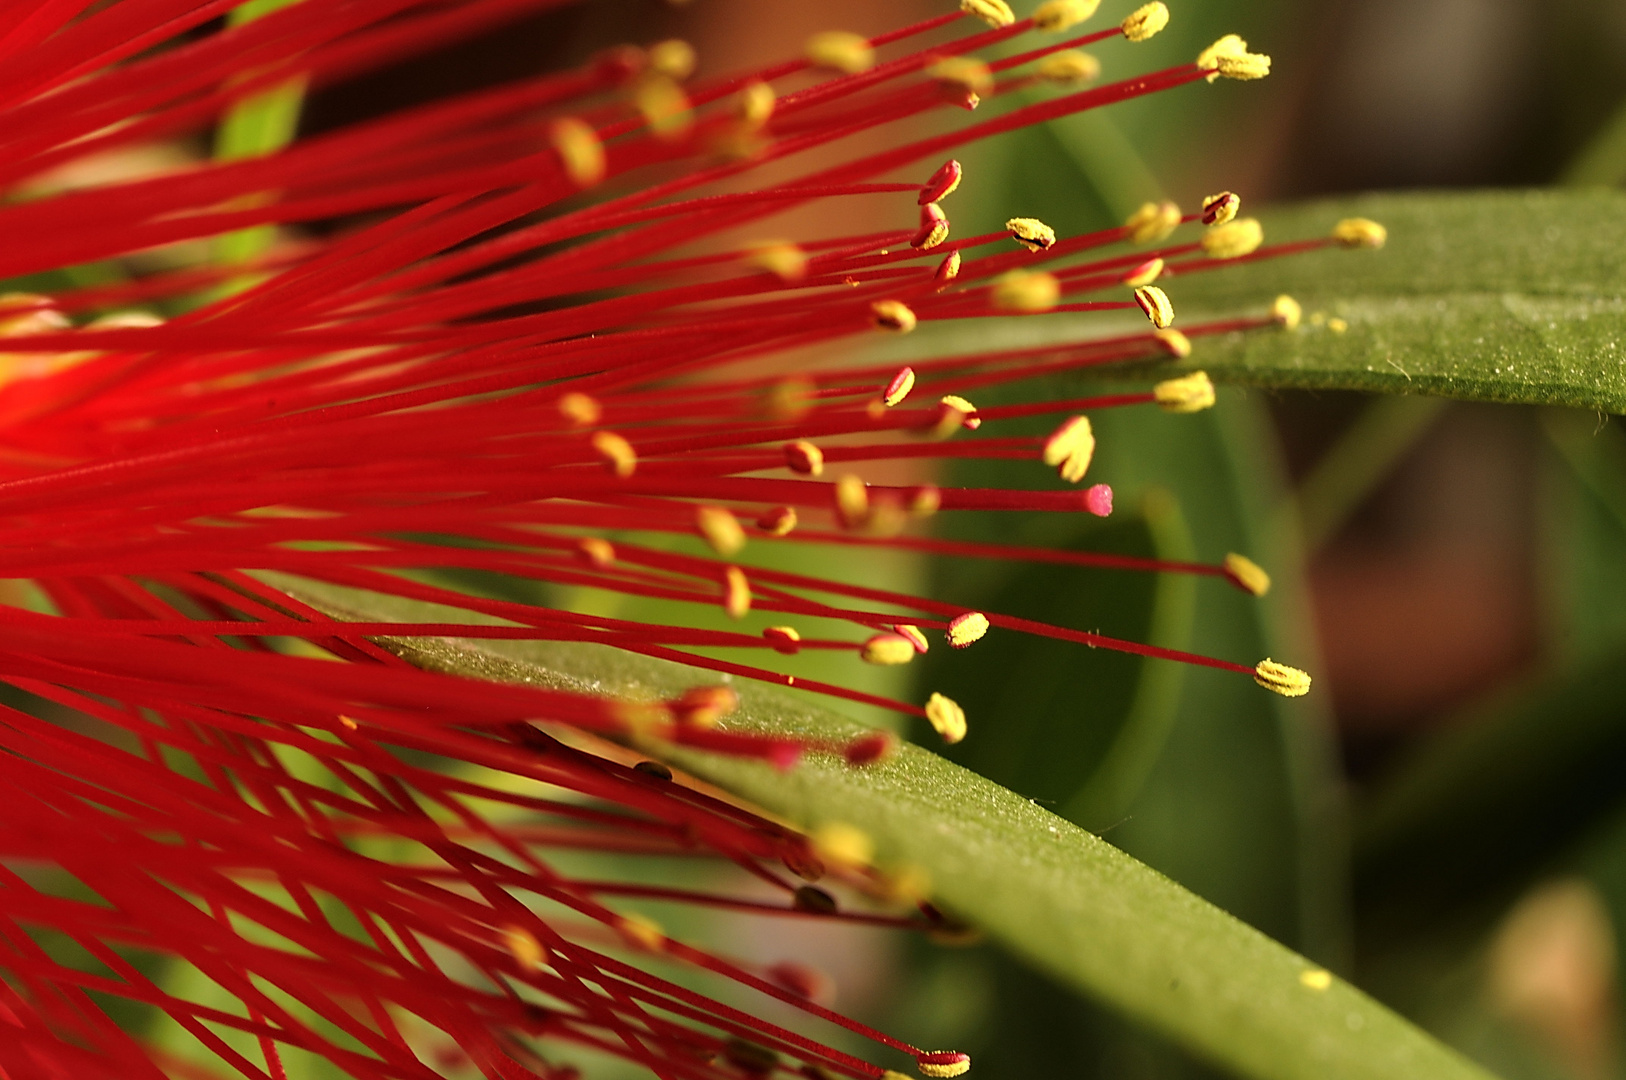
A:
[576,537,616,569]
[765,375,815,419]
[934,250,962,289]
[811,821,874,869]
[1300,969,1333,991]
[805,31,874,74]
[87,311,163,330]
[337,714,359,730]
[1201,191,1240,226]
[1123,257,1164,287]
[917,1053,973,1079]
[1272,294,1302,330]
[895,624,930,653]
[928,56,993,98]
[910,485,943,515]
[737,80,776,126]
[633,74,693,140]
[500,925,548,971]
[960,0,1015,28]
[1120,2,1169,42]
[835,473,869,527]
[1043,415,1095,483]
[1006,216,1057,252]
[648,39,697,80]
[1224,553,1271,596]
[1134,285,1174,329]
[1033,0,1100,32]
[934,395,980,438]
[785,440,825,476]
[723,566,751,619]
[1254,658,1312,698]
[870,300,917,333]
[925,692,968,744]
[920,159,964,204]
[1331,218,1387,249]
[1155,328,1192,357]
[1197,34,1245,72]
[591,431,636,477]
[946,611,990,648]
[1195,34,1271,81]
[696,505,746,556]
[1153,371,1214,413]
[558,391,601,427]
[748,241,807,282]
[992,269,1060,311]
[884,367,916,407]
[1202,217,1264,259]
[676,684,738,729]
[615,912,666,952]
[913,202,950,250]
[757,505,798,536]
[862,633,917,666]
[549,118,606,187]
[610,699,674,735]
[764,625,802,654]
[1328,317,1348,334]
[1124,200,1182,244]
[1037,50,1101,85]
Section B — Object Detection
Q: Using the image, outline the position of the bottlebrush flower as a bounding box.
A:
[0,1,1381,1077]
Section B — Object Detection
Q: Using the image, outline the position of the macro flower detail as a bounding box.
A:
[0,2,1387,1078]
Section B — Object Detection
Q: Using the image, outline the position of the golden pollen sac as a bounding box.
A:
[1037,49,1101,84]
[576,537,616,569]
[1272,294,1303,330]
[1215,49,1272,81]
[736,80,775,125]
[913,202,950,250]
[920,158,963,204]
[1332,217,1388,249]
[722,565,751,619]
[946,611,990,648]
[696,504,746,555]
[1134,285,1175,329]
[884,366,917,407]
[1034,0,1100,32]
[615,913,666,953]
[1196,34,1246,79]
[1123,256,1164,287]
[929,56,994,99]
[591,430,637,477]
[811,821,874,869]
[557,390,601,426]
[647,38,697,80]
[1201,191,1240,226]
[870,299,918,333]
[549,117,606,187]
[1006,216,1057,252]
[633,74,693,140]
[934,249,963,288]
[917,1051,973,1078]
[835,473,870,527]
[862,633,918,666]
[1254,658,1313,698]
[1043,415,1096,483]
[960,0,1016,28]
[934,394,981,438]
[1153,371,1215,413]
[925,692,968,744]
[1202,217,1265,259]
[763,625,803,654]
[1224,552,1272,596]
[748,241,808,282]
[500,925,548,972]
[895,624,931,653]
[1121,1,1170,42]
[805,30,874,74]
[992,269,1060,311]
[1125,199,1182,244]
[784,440,825,476]
[1155,328,1193,358]
[757,505,797,536]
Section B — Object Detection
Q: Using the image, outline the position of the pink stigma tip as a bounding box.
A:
[1085,484,1113,517]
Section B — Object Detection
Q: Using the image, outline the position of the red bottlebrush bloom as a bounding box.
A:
[0,1,1369,1077]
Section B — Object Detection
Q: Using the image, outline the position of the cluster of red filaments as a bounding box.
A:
[0,0,1378,1077]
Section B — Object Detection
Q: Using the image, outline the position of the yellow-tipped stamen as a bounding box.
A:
[1224,553,1272,596]
[1153,371,1215,413]
[1122,256,1164,287]
[501,925,548,971]
[895,624,930,653]
[1254,658,1312,697]
[550,118,606,187]
[757,505,797,536]
[992,269,1060,311]
[1043,415,1095,483]
[1034,0,1100,32]
[676,685,738,729]
[736,80,775,125]
[784,440,825,476]
[1037,49,1101,84]
[925,692,968,744]
[576,537,616,569]
[805,31,874,74]
[1272,294,1302,330]
[910,486,943,515]
[615,913,666,952]
[1006,216,1057,252]
[811,822,874,869]
[861,634,917,666]
[835,474,869,527]
[1155,328,1192,357]
[1196,34,1270,81]
[960,0,1015,28]
[870,300,917,333]
[748,241,807,282]
[917,1053,973,1079]
[1125,199,1182,244]
[763,626,802,654]
[884,366,916,407]
[1134,285,1174,329]
[934,250,963,288]
[591,431,636,477]
[1196,34,1245,78]
[934,395,981,439]
[696,505,746,556]
[647,39,696,80]
[1201,191,1240,226]
[722,566,751,619]
[558,391,600,426]
[1202,217,1264,259]
[633,74,692,140]
[913,202,950,250]
[1120,2,1169,41]
[1332,217,1387,249]
[946,611,990,648]
[929,56,993,99]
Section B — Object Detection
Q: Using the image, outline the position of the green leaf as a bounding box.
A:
[269,574,1498,1080]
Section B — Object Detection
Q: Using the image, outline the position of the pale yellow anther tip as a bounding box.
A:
[785,440,825,476]
[946,611,990,648]
[1196,34,1271,81]
[1300,969,1333,991]
[805,31,874,74]
[1224,552,1271,596]
[1254,658,1312,697]
[1124,200,1182,244]
[1201,191,1240,226]
[925,692,968,744]
[884,367,916,407]
[960,0,1015,28]
[929,56,993,97]
[1036,50,1101,85]
[1043,415,1095,483]
[1331,218,1387,249]
[591,430,636,478]
[647,39,697,80]
[737,80,776,126]
[917,1052,972,1079]
[1033,0,1100,33]
[1202,217,1264,260]
[696,505,746,556]
[723,565,751,619]
[1134,285,1174,329]
[1006,217,1057,252]
[1121,2,1170,42]
[1272,294,1302,330]
[992,269,1060,312]
[861,633,917,666]
[550,118,606,187]
[1155,328,1192,358]
[1153,370,1213,413]
[870,299,917,333]
[811,821,874,869]
[632,74,693,140]
[1123,257,1164,288]
[558,391,601,427]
